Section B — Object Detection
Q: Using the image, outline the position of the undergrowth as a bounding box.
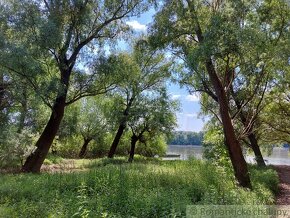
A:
[0,158,278,217]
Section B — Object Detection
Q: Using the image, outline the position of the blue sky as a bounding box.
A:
[119,9,206,132]
[168,83,205,132]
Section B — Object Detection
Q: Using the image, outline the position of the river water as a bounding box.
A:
[166,145,290,166]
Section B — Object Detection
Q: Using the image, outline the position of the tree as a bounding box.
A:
[258,13,290,145]
[150,0,289,188]
[127,89,177,162]
[0,0,152,172]
[77,97,108,158]
[105,40,172,158]
[259,82,290,144]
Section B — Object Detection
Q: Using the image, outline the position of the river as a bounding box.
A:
[165,145,290,165]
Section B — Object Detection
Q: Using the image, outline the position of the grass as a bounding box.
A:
[0,158,279,217]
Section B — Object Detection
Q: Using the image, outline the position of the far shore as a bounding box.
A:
[168,144,202,147]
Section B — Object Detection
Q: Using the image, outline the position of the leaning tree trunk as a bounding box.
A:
[108,123,126,158]
[79,138,92,158]
[230,85,266,167]
[21,95,66,173]
[193,18,251,188]
[128,135,138,163]
[205,60,252,188]
[108,97,134,158]
[0,72,6,110]
[17,89,28,133]
[248,133,266,167]
[22,66,70,173]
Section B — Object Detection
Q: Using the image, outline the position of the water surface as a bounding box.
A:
[166,145,290,165]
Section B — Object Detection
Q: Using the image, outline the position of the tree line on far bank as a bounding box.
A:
[168,131,203,146]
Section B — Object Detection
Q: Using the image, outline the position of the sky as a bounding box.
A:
[119,8,206,132]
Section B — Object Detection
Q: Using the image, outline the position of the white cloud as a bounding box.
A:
[126,20,147,32]
[185,113,198,118]
[185,93,200,102]
[171,94,182,100]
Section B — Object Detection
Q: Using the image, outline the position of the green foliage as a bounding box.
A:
[102,39,176,157]
[136,134,168,157]
[250,165,279,195]
[112,131,168,158]
[89,139,111,158]
[259,84,290,144]
[169,131,204,145]
[50,129,167,159]
[73,182,91,218]
[150,0,289,188]
[0,128,38,168]
[77,97,109,144]
[56,135,84,158]
[0,159,278,217]
[202,124,233,172]
[44,154,64,166]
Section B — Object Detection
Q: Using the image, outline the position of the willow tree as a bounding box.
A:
[0,0,152,172]
[259,71,290,144]
[196,0,289,167]
[77,97,108,158]
[103,40,172,158]
[127,89,177,162]
[150,0,289,187]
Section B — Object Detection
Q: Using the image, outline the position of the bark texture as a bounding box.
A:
[22,65,70,173]
[108,97,134,158]
[205,60,252,188]
[22,95,66,172]
[108,123,126,158]
[79,138,92,158]
[128,135,138,163]
[248,133,266,167]
[231,87,266,167]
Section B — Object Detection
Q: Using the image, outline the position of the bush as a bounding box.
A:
[136,134,167,157]
[56,135,83,158]
[202,126,232,173]
[43,154,64,165]
[89,135,111,158]
[0,128,37,169]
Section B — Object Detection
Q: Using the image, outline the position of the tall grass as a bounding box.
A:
[0,158,278,217]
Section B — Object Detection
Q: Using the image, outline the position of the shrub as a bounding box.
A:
[56,135,83,158]
[0,128,37,169]
[202,126,232,173]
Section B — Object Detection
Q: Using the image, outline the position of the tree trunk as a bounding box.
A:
[21,59,72,173]
[0,73,5,123]
[248,133,266,167]
[230,86,266,168]
[108,123,126,158]
[17,88,28,133]
[128,135,138,163]
[193,18,251,188]
[205,60,252,188]
[0,74,3,108]
[108,97,134,158]
[21,95,66,173]
[79,138,92,158]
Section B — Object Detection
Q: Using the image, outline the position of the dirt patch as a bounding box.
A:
[41,159,87,173]
[0,167,21,174]
[274,165,290,205]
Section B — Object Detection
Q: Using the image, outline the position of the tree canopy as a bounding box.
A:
[0,0,289,190]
